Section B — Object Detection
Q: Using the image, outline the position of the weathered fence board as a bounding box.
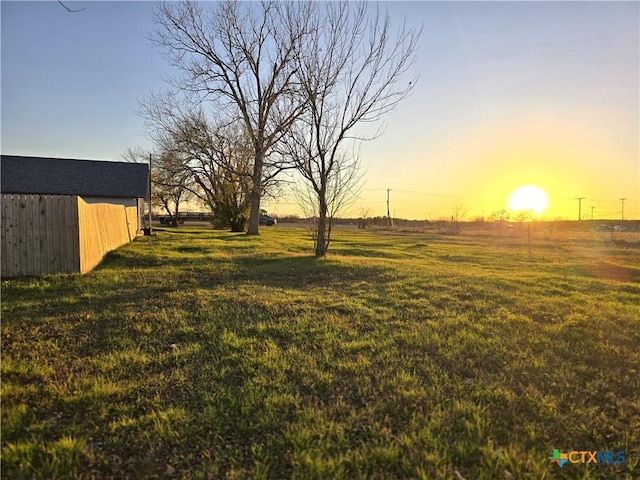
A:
[2,196,13,276]
[1,194,79,277]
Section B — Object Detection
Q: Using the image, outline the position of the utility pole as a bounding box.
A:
[590,206,594,221]
[387,189,393,227]
[146,153,153,235]
[620,198,627,221]
[575,197,585,221]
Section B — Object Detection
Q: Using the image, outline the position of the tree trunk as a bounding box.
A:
[230,215,245,232]
[246,153,263,235]
[315,195,328,258]
[172,205,180,227]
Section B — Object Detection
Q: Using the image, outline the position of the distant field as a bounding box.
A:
[2,226,639,479]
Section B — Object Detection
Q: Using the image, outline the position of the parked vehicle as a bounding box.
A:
[259,209,277,226]
[596,224,612,232]
[158,216,184,225]
[157,212,213,225]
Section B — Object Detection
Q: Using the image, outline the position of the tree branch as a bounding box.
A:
[57,1,85,13]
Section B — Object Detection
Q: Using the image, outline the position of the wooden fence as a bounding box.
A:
[77,197,139,274]
[2,194,141,277]
[1,194,80,276]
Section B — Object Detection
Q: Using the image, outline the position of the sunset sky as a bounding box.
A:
[2,1,638,220]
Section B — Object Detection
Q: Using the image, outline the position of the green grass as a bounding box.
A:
[2,226,639,479]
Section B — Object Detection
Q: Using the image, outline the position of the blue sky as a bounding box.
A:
[2,1,163,159]
[2,1,638,219]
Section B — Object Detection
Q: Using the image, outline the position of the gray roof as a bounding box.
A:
[1,155,149,198]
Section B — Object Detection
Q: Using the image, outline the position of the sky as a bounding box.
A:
[2,1,639,221]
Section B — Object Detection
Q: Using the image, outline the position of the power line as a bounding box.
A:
[365,188,484,200]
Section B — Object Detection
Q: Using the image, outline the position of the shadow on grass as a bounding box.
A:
[231,254,394,291]
[215,232,255,241]
[151,227,215,235]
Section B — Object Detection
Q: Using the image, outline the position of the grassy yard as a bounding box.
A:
[2,225,639,479]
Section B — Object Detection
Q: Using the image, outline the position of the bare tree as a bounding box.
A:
[122,146,192,228]
[139,94,283,232]
[359,206,372,229]
[121,146,149,165]
[283,1,420,257]
[150,0,313,235]
[451,199,468,233]
[489,209,510,223]
[152,150,193,227]
[514,210,533,224]
[293,165,362,246]
[172,114,255,232]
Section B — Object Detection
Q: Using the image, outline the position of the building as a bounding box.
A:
[1,155,149,276]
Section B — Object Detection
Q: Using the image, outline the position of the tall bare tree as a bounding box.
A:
[151,0,313,235]
[284,2,420,257]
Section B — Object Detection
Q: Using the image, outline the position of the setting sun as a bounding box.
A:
[507,185,549,216]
